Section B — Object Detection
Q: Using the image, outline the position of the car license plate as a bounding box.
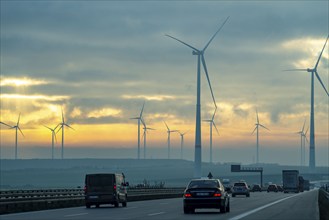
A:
[197,193,209,196]
[89,196,99,199]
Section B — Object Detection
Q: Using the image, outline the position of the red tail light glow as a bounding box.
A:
[213,193,221,197]
[84,186,87,193]
[184,193,192,198]
[113,185,117,190]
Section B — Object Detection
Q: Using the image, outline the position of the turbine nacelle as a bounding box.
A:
[192,50,201,55]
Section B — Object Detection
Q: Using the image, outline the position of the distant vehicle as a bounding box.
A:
[282,170,299,193]
[84,173,128,208]
[267,184,278,192]
[222,178,232,193]
[232,182,250,197]
[304,180,310,191]
[183,179,230,214]
[251,184,262,192]
[277,185,283,192]
[298,176,304,192]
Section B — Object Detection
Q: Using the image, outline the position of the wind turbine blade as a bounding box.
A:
[140,102,145,117]
[283,69,308,72]
[213,122,219,135]
[251,126,257,135]
[315,71,329,96]
[259,124,270,131]
[56,125,63,134]
[18,127,24,137]
[54,132,58,143]
[17,113,21,126]
[211,107,217,121]
[165,34,199,52]
[201,54,217,107]
[130,117,140,120]
[304,126,309,136]
[65,123,75,130]
[141,117,146,128]
[302,119,306,132]
[44,125,52,131]
[203,16,229,52]
[203,119,212,122]
[0,122,12,128]
[164,121,169,131]
[314,34,329,69]
[61,108,64,123]
[256,109,259,124]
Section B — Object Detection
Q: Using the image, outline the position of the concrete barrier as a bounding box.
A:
[0,188,184,214]
[318,188,329,220]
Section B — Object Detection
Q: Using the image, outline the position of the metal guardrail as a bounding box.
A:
[0,187,185,214]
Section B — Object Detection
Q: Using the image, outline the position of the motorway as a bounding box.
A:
[0,190,318,220]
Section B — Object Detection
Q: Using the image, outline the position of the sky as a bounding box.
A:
[0,1,328,165]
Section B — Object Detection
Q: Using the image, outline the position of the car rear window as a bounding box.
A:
[188,180,219,188]
[234,182,246,187]
[87,174,113,186]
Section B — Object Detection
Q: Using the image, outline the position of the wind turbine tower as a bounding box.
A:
[296,119,306,166]
[252,109,269,164]
[166,17,229,177]
[164,121,178,159]
[178,131,188,160]
[203,108,219,163]
[45,125,58,159]
[57,109,74,159]
[286,35,329,168]
[130,102,145,159]
[141,118,155,159]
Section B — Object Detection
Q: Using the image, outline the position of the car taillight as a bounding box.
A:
[213,193,221,197]
[184,193,192,198]
[113,185,117,190]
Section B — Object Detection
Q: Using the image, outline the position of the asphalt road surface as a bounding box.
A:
[1,190,319,220]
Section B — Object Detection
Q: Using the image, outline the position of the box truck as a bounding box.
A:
[282,170,299,193]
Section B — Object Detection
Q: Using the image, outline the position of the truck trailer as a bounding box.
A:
[282,170,299,193]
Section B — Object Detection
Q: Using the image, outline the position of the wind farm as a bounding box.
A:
[285,34,329,169]
[1,2,329,173]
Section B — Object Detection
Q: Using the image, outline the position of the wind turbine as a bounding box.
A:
[285,35,329,168]
[57,109,74,159]
[302,126,309,166]
[130,102,145,159]
[44,125,58,159]
[141,118,155,159]
[0,120,23,159]
[166,16,229,177]
[203,108,219,163]
[251,109,269,164]
[178,131,188,160]
[164,121,178,159]
[296,119,306,166]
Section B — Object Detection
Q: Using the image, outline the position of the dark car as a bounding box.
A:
[84,173,128,208]
[232,182,250,197]
[277,185,283,192]
[183,179,230,214]
[267,184,279,192]
[251,184,262,192]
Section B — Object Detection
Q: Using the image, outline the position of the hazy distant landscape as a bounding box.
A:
[1,158,328,189]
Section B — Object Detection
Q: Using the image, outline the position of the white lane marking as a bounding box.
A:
[64,213,88,217]
[148,212,165,216]
[229,193,302,220]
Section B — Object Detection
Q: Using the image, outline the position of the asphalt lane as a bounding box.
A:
[0,190,319,220]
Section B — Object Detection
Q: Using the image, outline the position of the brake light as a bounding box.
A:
[113,185,117,190]
[213,193,221,197]
[184,193,192,198]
